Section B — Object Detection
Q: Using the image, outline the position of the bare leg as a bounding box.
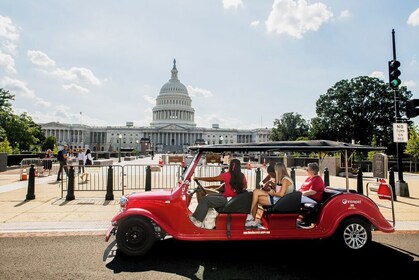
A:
[251,189,270,219]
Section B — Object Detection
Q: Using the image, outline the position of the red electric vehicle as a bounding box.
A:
[105,140,395,256]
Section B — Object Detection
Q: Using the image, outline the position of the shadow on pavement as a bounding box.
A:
[105,238,418,280]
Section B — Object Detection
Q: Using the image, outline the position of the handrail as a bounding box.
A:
[366,181,395,227]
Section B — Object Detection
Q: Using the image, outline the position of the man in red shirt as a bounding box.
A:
[299,162,325,204]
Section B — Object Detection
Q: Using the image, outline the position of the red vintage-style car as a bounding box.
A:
[105,140,395,256]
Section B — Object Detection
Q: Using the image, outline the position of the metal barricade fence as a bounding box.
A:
[20,158,59,178]
[61,165,124,198]
[59,163,269,198]
[123,164,182,191]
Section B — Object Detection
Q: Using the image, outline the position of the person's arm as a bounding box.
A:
[260,175,275,190]
[242,174,248,190]
[276,178,292,197]
[300,178,317,196]
[194,175,222,182]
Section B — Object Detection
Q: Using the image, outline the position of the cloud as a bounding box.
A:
[339,10,351,19]
[407,8,419,26]
[2,40,17,55]
[0,15,20,41]
[187,85,213,98]
[144,95,156,105]
[265,0,333,39]
[370,71,384,79]
[63,83,89,93]
[250,21,260,28]
[27,50,101,87]
[51,67,101,86]
[27,50,56,67]
[34,97,51,108]
[223,0,244,10]
[0,50,16,73]
[0,76,35,99]
[403,80,416,88]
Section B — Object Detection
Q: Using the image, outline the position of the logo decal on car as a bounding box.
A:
[243,231,270,235]
[342,199,361,205]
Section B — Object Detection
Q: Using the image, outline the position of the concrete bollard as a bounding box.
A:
[255,168,261,189]
[291,167,296,191]
[145,166,151,191]
[25,164,36,200]
[66,166,75,201]
[357,168,363,194]
[323,168,330,187]
[105,165,114,200]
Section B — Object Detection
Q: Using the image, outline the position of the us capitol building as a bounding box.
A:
[40,60,271,153]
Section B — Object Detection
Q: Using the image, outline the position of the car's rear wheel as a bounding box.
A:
[336,217,371,250]
[116,216,155,256]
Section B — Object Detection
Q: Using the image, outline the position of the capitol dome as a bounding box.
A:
[150,59,196,127]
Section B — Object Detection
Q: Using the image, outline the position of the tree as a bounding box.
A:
[405,125,419,172]
[0,88,14,143]
[0,88,44,153]
[42,136,57,152]
[0,88,14,113]
[270,112,310,141]
[0,137,13,154]
[310,76,412,155]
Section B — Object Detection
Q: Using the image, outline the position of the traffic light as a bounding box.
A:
[388,59,401,89]
[406,99,419,119]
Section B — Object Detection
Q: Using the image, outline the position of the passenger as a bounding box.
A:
[190,158,247,228]
[247,164,276,222]
[298,162,325,204]
[259,164,276,190]
[246,162,294,227]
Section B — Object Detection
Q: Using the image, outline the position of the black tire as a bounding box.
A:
[336,217,371,250]
[116,216,155,256]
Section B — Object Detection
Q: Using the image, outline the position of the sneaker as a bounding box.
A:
[246,214,254,221]
[257,224,267,230]
[245,219,260,228]
[189,216,203,228]
[298,221,315,229]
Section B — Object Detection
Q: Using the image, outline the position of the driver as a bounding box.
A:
[196,182,225,203]
[189,159,247,228]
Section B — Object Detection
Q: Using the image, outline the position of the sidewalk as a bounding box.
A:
[0,157,418,234]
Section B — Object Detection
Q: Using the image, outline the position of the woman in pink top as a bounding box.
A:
[190,158,247,228]
[299,162,325,204]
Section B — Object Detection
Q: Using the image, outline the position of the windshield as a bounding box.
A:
[181,151,202,181]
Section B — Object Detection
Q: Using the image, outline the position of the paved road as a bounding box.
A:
[0,232,417,280]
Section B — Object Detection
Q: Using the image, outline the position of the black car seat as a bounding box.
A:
[264,191,302,214]
[217,191,252,214]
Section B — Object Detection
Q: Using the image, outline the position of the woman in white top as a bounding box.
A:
[247,162,294,226]
[80,149,94,182]
[77,148,85,174]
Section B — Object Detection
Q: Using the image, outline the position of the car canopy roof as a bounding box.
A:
[189,140,386,153]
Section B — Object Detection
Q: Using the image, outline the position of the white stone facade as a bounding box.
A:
[40,60,271,153]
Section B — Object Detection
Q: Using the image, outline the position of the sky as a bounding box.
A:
[0,0,418,130]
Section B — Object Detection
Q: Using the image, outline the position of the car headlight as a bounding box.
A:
[119,196,128,210]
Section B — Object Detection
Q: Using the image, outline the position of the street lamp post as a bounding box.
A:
[118,134,122,163]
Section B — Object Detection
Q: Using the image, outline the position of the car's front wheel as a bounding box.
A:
[116,216,155,256]
[336,217,371,250]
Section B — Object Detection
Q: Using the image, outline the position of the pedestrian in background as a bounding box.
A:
[42,149,54,176]
[56,145,69,182]
[80,149,94,182]
[77,148,85,174]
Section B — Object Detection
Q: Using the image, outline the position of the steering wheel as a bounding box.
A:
[188,178,207,196]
